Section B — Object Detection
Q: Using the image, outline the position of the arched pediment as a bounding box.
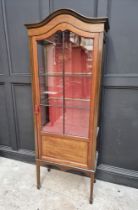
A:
[25,9,109,37]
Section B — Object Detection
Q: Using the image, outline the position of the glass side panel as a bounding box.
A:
[37,31,93,138]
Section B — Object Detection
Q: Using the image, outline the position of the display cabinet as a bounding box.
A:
[25,9,109,203]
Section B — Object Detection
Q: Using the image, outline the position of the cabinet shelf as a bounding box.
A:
[39,72,92,77]
[40,103,89,110]
[40,97,90,102]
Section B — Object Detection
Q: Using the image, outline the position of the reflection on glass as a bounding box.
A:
[37,31,93,137]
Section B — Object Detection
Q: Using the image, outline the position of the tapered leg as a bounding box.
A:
[89,173,94,204]
[36,161,40,189]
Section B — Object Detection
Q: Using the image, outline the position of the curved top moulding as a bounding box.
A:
[25,9,109,37]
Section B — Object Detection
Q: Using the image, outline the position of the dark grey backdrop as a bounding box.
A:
[0,0,138,188]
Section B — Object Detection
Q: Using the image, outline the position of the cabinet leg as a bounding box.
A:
[94,174,96,183]
[36,161,40,189]
[89,173,94,204]
[47,166,51,172]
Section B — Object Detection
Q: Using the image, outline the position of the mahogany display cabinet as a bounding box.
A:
[25,9,109,204]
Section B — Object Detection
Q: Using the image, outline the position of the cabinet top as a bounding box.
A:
[25,9,109,32]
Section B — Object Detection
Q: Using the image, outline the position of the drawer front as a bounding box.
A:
[41,135,88,167]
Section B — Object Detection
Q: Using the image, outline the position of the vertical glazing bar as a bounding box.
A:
[62,31,65,134]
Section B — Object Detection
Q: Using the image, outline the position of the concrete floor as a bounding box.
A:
[0,157,138,210]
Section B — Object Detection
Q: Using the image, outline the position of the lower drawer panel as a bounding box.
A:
[41,135,88,167]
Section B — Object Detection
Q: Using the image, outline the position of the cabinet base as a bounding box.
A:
[36,159,95,204]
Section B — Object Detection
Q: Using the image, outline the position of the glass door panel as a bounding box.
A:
[37,30,93,138]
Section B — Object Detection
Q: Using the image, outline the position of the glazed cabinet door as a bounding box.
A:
[36,30,98,169]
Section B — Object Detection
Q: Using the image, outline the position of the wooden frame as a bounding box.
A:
[25,9,109,204]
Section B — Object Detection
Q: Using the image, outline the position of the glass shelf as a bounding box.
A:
[40,104,89,110]
[39,72,92,76]
[40,97,90,101]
